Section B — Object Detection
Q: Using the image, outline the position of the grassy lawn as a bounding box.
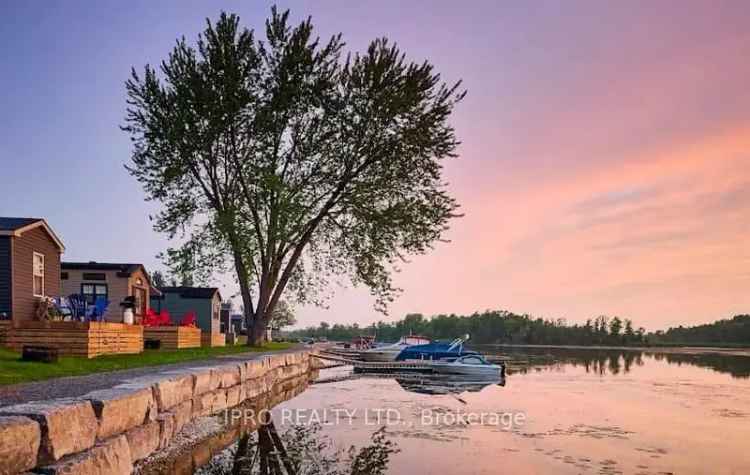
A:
[0,342,293,386]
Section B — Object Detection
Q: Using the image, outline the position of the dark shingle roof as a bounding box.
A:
[157,286,221,300]
[0,217,42,231]
[61,262,144,274]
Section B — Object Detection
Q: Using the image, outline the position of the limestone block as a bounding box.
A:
[124,421,160,462]
[245,359,268,379]
[193,369,220,396]
[86,387,156,440]
[194,389,227,417]
[0,416,41,474]
[0,399,98,464]
[225,385,242,408]
[152,374,194,411]
[156,413,175,450]
[170,399,193,435]
[215,365,241,388]
[36,435,132,475]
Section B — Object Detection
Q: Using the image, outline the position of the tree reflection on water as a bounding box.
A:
[202,412,398,475]
[491,347,750,378]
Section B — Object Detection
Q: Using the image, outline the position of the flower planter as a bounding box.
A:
[201,331,226,347]
[5,321,144,358]
[143,326,201,350]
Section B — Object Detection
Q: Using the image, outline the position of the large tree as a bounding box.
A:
[123,8,464,345]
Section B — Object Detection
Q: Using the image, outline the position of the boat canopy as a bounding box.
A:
[394,340,477,361]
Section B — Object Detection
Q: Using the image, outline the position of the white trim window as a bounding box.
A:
[33,252,45,296]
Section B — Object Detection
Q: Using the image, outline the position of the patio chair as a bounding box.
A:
[180,311,197,327]
[67,294,87,321]
[85,297,109,322]
[53,296,74,321]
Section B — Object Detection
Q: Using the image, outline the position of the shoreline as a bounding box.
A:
[476,343,750,357]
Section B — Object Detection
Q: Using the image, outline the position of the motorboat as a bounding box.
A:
[360,334,431,362]
[429,354,504,377]
[394,335,477,362]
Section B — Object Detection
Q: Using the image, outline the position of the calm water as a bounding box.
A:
[202,347,750,474]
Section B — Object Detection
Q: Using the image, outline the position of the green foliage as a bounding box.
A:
[123,7,464,344]
[292,312,750,347]
[652,314,750,345]
[270,300,297,329]
[151,270,166,288]
[288,309,649,346]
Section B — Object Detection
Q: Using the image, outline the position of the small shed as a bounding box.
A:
[150,286,224,346]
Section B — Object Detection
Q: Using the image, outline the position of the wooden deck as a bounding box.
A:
[0,320,10,346]
[4,321,144,358]
[143,326,201,350]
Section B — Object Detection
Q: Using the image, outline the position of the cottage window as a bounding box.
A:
[81,284,108,305]
[32,252,45,296]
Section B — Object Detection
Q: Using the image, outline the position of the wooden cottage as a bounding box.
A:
[0,219,144,357]
[151,286,225,347]
[0,217,65,326]
[61,262,156,324]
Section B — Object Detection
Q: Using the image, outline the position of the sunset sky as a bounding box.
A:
[1,1,748,330]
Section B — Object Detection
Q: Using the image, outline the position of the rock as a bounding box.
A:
[0,416,41,474]
[244,379,266,400]
[169,400,193,435]
[194,389,227,417]
[215,365,241,388]
[0,399,98,464]
[193,369,220,396]
[36,435,132,475]
[124,421,160,462]
[157,413,175,449]
[153,374,194,411]
[285,352,302,366]
[266,354,286,370]
[245,359,267,379]
[86,387,156,440]
[226,385,243,407]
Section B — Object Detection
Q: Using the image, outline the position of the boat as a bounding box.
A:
[394,336,477,362]
[428,354,504,377]
[360,334,431,362]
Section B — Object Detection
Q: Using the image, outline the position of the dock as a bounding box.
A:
[313,352,436,374]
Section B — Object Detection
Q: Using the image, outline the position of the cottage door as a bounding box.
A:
[134,287,146,318]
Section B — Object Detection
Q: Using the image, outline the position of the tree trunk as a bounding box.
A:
[249,310,267,346]
[230,245,258,347]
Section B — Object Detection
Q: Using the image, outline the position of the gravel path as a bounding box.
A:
[0,346,306,407]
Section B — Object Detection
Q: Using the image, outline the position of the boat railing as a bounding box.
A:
[446,334,470,353]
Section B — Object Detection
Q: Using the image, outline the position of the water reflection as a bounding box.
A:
[484,347,750,378]
[394,374,504,396]
[313,372,505,397]
[200,414,398,475]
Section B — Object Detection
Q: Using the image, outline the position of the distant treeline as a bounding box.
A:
[653,314,750,346]
[287,311,750,346]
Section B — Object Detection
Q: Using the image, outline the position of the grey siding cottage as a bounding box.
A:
[150,286,222,339]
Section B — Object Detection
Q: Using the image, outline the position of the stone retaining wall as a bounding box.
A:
[0,350,313,475]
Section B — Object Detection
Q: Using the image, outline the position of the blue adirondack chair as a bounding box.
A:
[67,294,88,321]
[89,297,109,322]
